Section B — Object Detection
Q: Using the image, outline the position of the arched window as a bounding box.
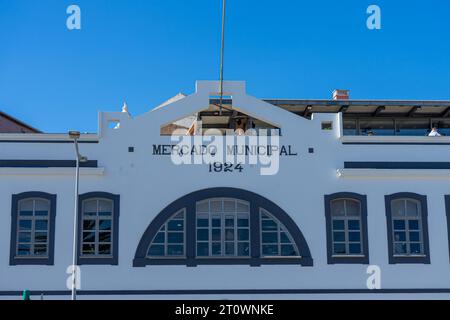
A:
[77,192,120,265]
[134,188,312,267]
[260,209,299,257]
[10,192,57,265]
[324,193,369,264]
[148,209,185,257]
[385,193,430,264]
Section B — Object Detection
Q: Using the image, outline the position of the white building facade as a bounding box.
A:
[1,81,450,300]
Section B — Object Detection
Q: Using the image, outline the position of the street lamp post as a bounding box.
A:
[68,131,88,301]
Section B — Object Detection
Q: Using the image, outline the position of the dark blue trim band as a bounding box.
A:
[445,196,450,264]
[0,140,98,144]
[133,187,313,267]
[345,162,450,169]
[2,288,450,297]
[0,160,98,168]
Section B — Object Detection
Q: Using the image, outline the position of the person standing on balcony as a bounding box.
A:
[428,127,442,137]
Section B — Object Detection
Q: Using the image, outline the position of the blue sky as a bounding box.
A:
[0,0,449,133]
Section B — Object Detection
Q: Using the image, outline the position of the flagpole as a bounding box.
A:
[219,0,227,115]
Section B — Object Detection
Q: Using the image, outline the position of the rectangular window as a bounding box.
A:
[81,199,113,257]
[195,199,250,258]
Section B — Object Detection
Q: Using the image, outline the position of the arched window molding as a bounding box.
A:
[133,188,313,267]
[385,192,430,264]
[324,192,369,264]
[10,192,57,266]
[77,192,120,265]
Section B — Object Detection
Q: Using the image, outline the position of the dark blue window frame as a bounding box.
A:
[444,195,450,263]
[133,188,313,267]
[324,192,370,264]
[77,192,120,265]
[10,192,57,266]
[385,192,430,264]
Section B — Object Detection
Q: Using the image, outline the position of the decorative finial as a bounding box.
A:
[122,102,129,114]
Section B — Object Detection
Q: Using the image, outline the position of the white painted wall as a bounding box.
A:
[1,81,450,299]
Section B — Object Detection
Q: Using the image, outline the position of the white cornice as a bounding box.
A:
[0,133,98,142]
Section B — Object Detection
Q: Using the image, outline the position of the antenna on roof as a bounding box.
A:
[218,0,227,116]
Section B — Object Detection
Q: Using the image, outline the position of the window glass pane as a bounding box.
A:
[167,245,184,256]
[392,200,405,217]
[394,231,406,242]
[348,232,361,242]
[168,219,184,231]
[262,232,278,243]
[281,245,297,256]
[332,219,345,230]
[34,199,50,215]
[410,243,422,254]
[408,220,420,230]
[197,243,209,256]
[83,220,96,230]
[237,201,249,212]
[261,219,277,231]
[148,245,164,256]
[99,232,112,242]
[152,232,165,244]
[98,244,111,255]
[238,229,249,241]
[406,200,419,217]
[394,243,407,255]
[197,217,209,227]
[280,232,290,243]
[333,232,345,242]
[212,229,221,241]
[98,200,113,216]
[225,242,235,255]
[225,217,234,227]
[333,243,346,254]
[237,217,249,227]
[196,201,209,213]
[349,243,361,254]
[396,119,430,136]
[19,199,33,214]
[211,243,221,255]
[82,244,95,255]
[83,200,97,216]
[35,232,47,243]
[17,244,31,256]
[225,229,234,241]
[348,220,360,230]
[433,119,450,136]
[346,200,360,216]
[212,217,221,227]
[168,232,183,244]
[343,119,357,136]
[18,232,31,243]
[19,220,32,231]
[210,200,222,212]
[262,244,278,256]
[393,220,405,230]
[359,119,395,136]
[197,229,209,241]
[409,232,421,242]
[331,200,345,216]
[99,219,111,231]
[35,220,48,231]
[83,232,95,242]
[223,200,236,212]
[238,242,250,256]
[34,245,47,255]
